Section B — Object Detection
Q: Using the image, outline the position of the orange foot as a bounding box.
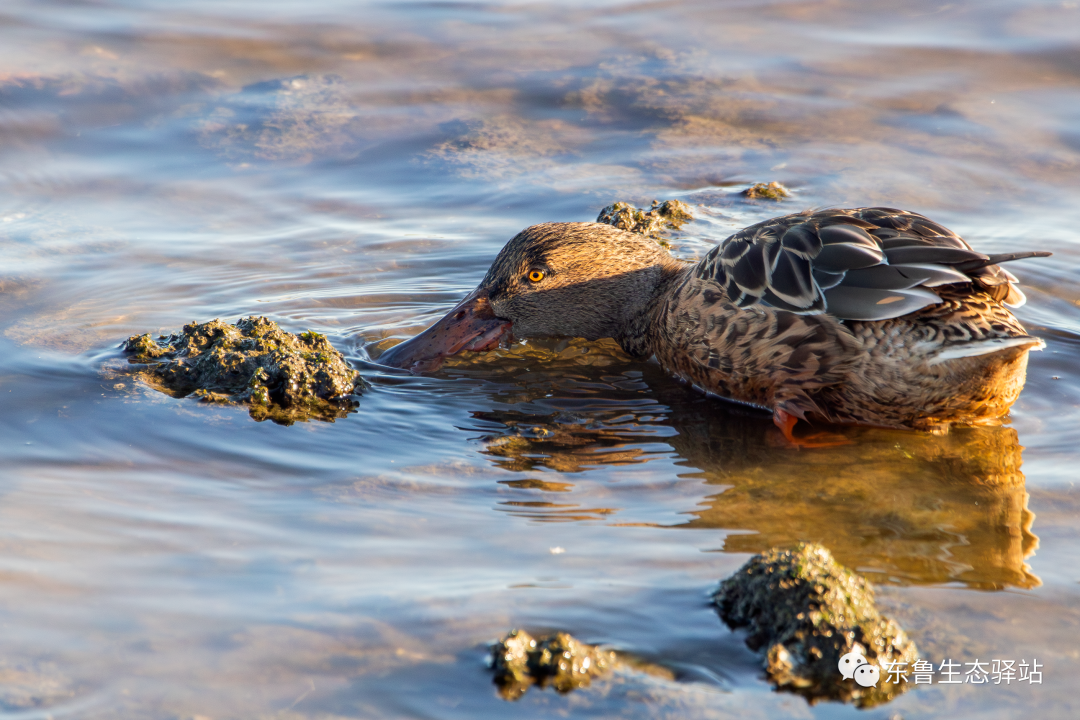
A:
[772,408,851,449]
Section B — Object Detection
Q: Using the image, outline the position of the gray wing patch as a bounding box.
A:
[696,207,1051,320]
[843,265,934,290]
[823,285,943,321]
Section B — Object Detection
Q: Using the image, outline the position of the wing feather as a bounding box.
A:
[815,242,885,272]
[823,286,943,321]
[730,243,769,294]
[769,249,817,308]
[884,245,988,265]
[812,268,846,290]
[843,265,933,290]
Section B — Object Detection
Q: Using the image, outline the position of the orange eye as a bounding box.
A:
[527,270,545,282]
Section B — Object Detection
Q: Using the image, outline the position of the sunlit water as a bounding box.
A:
[2,1,1079,717]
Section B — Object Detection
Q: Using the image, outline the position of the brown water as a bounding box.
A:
[2,0,1080,717]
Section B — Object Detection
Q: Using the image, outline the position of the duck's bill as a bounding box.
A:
[377,288,512,374]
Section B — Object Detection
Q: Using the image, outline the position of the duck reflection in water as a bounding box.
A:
[455,342,1039,591]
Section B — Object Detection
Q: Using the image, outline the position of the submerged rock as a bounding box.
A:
[742,181,790,200]
[714,543,917,707]
[198,75,365,163]
[596,199,694,239]
[122,316,362,424]
[0,659,76,711]
[491,630,616,701]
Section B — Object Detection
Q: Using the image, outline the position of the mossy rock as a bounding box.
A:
[122,316,362,425]
[714,543,917,707]
[596,199,694,243]
[491,630,616,701]
[742,181,790,201]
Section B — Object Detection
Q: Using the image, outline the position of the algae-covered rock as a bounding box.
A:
[491,630,616,701]
[742,181,790,200]
[713,543,916,707]
[596,199,694,239]
[122,316,362,424]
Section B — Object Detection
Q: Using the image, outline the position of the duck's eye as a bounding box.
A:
[527,270,545,283]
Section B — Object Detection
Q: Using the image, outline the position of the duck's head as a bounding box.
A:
[378,221,683,373]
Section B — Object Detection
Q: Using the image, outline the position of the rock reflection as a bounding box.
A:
[479,411,655,474]
[471,363,1039,589]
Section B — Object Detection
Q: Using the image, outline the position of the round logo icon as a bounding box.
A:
[854,663,880,688]
[838,651,867,680]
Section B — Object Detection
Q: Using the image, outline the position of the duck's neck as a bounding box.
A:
[615,260,692,360]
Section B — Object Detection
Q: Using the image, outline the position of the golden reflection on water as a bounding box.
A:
[2,0,1079,716]
[674,419,1040,591]
[465,341,1039,590]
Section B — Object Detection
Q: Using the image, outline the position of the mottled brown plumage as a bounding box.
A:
[379,208,1048,440]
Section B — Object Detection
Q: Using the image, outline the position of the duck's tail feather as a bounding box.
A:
[954,251,1053,273]
[929,336,1045,364]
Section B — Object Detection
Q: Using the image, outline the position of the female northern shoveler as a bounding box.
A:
[379,208,1049,446]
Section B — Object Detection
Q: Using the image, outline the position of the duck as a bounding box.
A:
[378,207,1050,446]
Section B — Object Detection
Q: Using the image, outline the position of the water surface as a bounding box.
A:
[2,0,1080,717]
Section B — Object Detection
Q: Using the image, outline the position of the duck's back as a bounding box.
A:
[696,207,1047,317]
[652,207,1048,430]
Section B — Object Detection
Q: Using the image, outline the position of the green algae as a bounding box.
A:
[122,316,362,425]
[742,181,790,200]
[491,629,617,701]
[596,199,694,242]
[714,543,917,707]
[122,332,171,360]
